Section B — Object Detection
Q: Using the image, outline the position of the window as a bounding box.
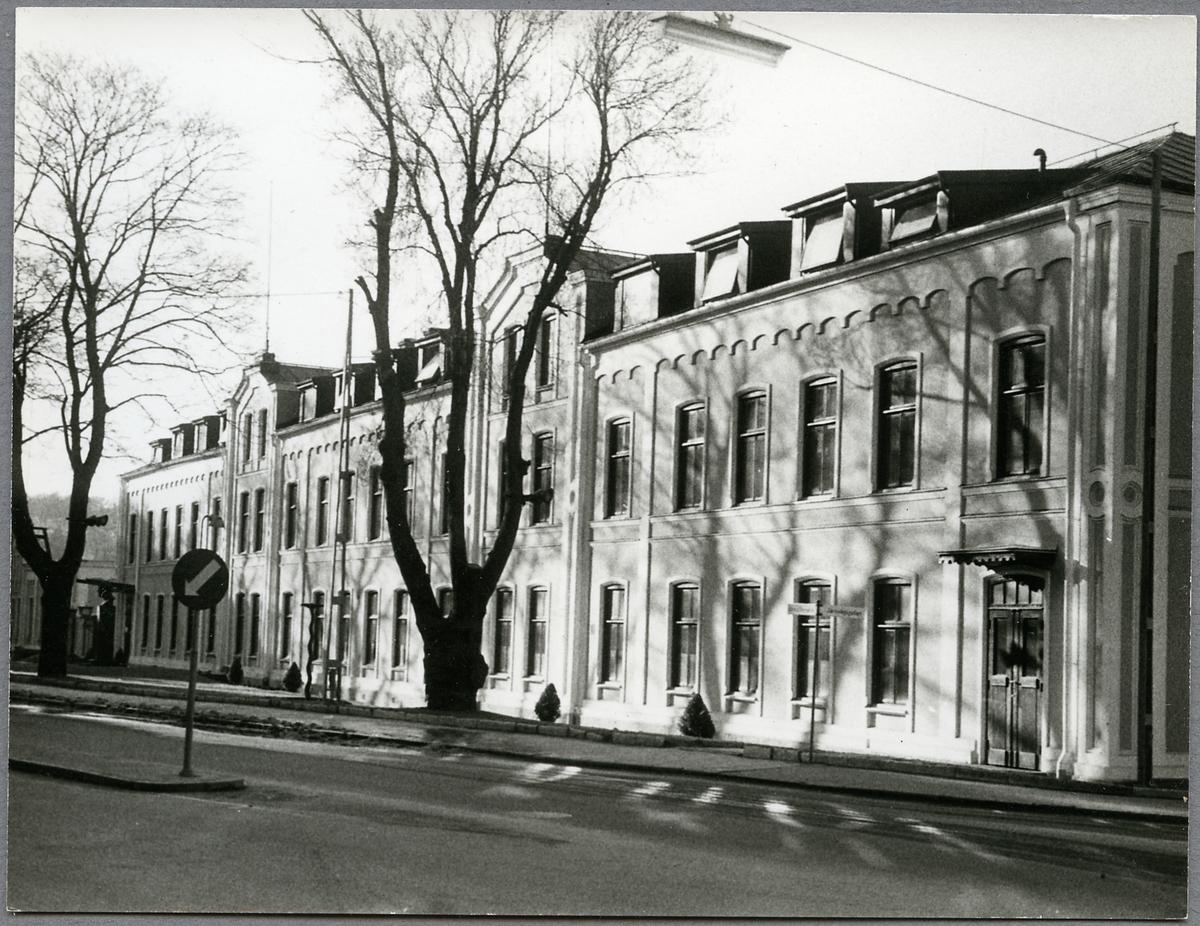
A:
[205,607,216,655]
[729,583,762,695]
[280,592,293,659]
[889,196,943,244]
[392,591,409,676]
[496,441,511,527]
[338,612,350,664]
[702,246,740,302]
[211,497,223,550]
[128,513,138,564]
[141,595,151,652]
[173,506,183,558]
[339,472,356,542]
[311,591,326,661]
[872,579,912,707]
[670,584,700,690]
[363,590,379,666]
[253,488,266,552]
[802,378,838,497]
[316,477,330,545]
[237,492,250,553]
[189,502,200,552]
[257,407,269,458]
[234,593,245,656]
[169,597,179,653]
[526,587,548,678]
[393,590,409,676]
[605,419,632,518]
[735,392,768,504]
[536,315,555,388]
[997,335,1046,477]
[155,595,165,651]
[242,412,253,462]
[532,434,553,524]
[159,508,168,560]
[676,403,706,510]
[877,361,917,489]
[493,588,513,676]
[439,454,451,535]
[402,461,415,528]
[800,210,847,272]
[794,580,832,702]
[501,327,520,397]
[145,510,154,562]
[600,585,625,685]
[368,467,384,540]
[285,482,299,549]
[249,593,261,658]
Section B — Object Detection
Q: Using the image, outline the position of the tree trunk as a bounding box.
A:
[37,572,74,677]
[421,600,489,711]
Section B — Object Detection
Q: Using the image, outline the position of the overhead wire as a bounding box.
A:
[742,18,1123,150]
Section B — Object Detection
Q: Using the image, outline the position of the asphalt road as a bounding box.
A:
[7,706,1187,916]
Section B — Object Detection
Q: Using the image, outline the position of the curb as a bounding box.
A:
[11,687,1188,823]
[11,677,1188,816]
[10,758,246,793]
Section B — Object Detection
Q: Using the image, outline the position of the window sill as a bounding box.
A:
[725,692,758,703]
[791,697,828,709]
[866,703,908,717]
[597,681,622,691]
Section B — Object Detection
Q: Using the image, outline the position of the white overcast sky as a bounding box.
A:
[14,8,1197,498]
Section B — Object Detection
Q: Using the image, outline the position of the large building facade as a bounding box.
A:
[113,133,1193,783]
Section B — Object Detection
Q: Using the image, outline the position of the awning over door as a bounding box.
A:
[936,546,1058,571]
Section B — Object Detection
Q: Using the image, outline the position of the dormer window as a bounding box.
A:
[701,246,740,302]
[887,191,950,246]
[800,205,854,273]
[415,341,442,385]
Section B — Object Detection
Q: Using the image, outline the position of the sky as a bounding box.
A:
[13,8,1197,501]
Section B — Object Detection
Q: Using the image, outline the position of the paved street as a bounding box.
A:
[8,706,1186,917]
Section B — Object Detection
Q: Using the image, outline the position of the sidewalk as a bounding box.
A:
[8,669,1188,822]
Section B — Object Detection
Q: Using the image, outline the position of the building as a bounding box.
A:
[114,131,1193,783]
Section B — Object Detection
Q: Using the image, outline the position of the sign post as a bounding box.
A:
[172,549,230,777]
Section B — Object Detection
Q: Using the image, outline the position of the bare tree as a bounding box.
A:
[12,54,247,676]
[306,9,711,708]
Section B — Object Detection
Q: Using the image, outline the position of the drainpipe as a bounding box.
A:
[1057,197,1085,779]
[1136,152,1163,784]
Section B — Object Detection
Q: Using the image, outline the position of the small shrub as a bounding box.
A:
[283,662,303,693]
[261,673,272,689]
[228,656,244,686]
[534,683,561,722]
[678,692,716,739]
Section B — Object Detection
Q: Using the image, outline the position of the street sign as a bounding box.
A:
[788,602,818,617]
[172,549,230,610]
[824,606,864,620]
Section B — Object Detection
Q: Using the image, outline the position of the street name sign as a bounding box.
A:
[787,602,818,617]
[172,549,230,610]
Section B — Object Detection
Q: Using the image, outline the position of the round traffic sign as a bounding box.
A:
[171,549,230,610]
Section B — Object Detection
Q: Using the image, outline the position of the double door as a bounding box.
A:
[985,576,1044,770]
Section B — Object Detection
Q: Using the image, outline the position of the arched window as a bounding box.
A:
[734,392,768,504]
[877,362,918,490]
[729,582,762,695]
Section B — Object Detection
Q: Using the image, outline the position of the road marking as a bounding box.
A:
[631,780,670,798]
[693,786,724,804]
[843,835,894,869]
[519,762,581,783]
[763,798,804,828]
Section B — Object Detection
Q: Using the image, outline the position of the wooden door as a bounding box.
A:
[985,577,1044,769]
